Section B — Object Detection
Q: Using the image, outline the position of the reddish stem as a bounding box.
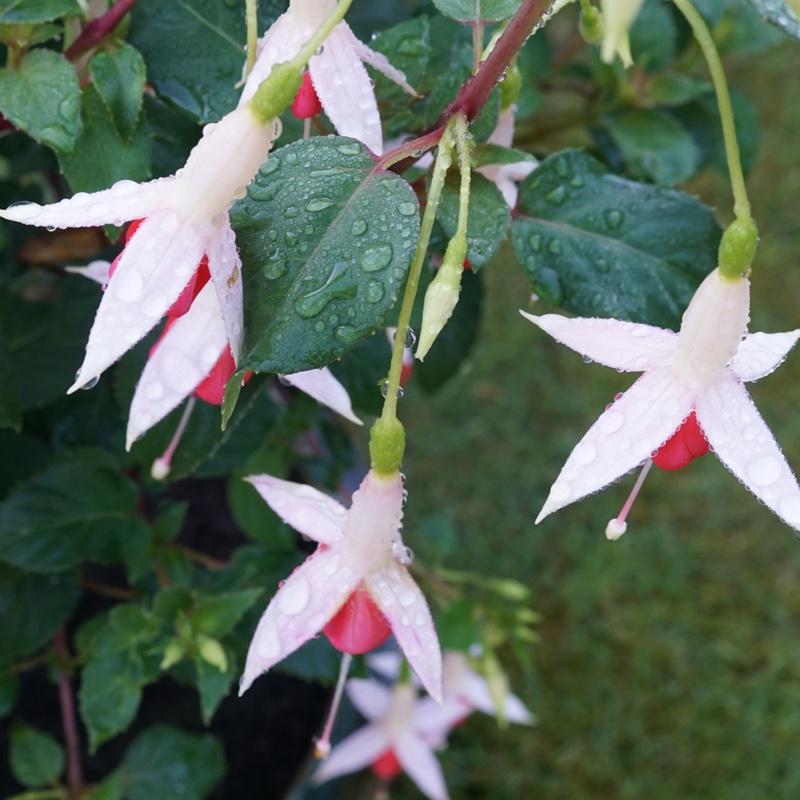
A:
[53,628,83,800]
[65,0,139,60]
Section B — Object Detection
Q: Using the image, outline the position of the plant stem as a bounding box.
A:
[65,0,139,60]
[670,0,751,220]
[245,0,258,78]
[53,629,83,800]
[379,122,456,423]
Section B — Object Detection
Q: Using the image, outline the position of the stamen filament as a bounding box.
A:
[151,396,197,480]
[314,652,353,759]
[606,458,653,540]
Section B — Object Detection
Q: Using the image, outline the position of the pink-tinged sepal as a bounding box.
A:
[695,374,800,531]
[245,475,347,545]
[351,37,418,97]
[205,212,244,363]
[345,677,392,721]
[395,733,450,800]
[239,547,361,694]
[521,312,676,372]
[281,367,363,425]
[313,724,390,782]
[366,564,443,706]
[536,371,694,523]
[70,217,207,392]
[126,281,227,449]
[731,330,800,382]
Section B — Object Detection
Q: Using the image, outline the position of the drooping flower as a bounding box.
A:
[240,470,443,703]
[600,0,645,67]
[475,105,536,209]
[0,103,282,392]
[240,0,416,154]
[314,678,450,800]
[524,267,800,531]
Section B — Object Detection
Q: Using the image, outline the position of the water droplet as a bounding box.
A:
[278,576,310,615]
[351,219,367,235]
[249,184,278,202]
[305,197,334,212]
[392,542,414,565]
[283,206,300,218]
[263,252,287,280]
[545,185,567,205]
[747,455,782,487]
[779,495,800,526]
[285,152,300,166]
[380,379,404,398]
[528,233,542,252]
[284,231,299,247]
[366,280,385,303]
[337,142,361,156]
[398,202,416,216]
[361,243,393,272]
[260,159,280,176]
[294,262,358,318]
[256,618,281,659]
[113,268,143,301]
[604,209,624,230]
[75,370,99,390]
[599,410,624,433]
[573,441,596,465]
[554,156,570,178]
[334,324,370,344]
[548,238,562,255]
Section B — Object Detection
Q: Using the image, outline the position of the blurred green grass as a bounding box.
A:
[396,43,800,799]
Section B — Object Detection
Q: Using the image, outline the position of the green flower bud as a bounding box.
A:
[249,62,304,124]
[718,217,758,280]
[370,416,406,475]
[579,4,605,45]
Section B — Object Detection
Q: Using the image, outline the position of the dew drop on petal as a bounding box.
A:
[278,576,310,615]
[573,442,596,466]
[550,481,570,502]
[256,618,281,659]
[599,410,624,434]
[746,455,782,487]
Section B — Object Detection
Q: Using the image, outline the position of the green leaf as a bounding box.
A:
[745,0,800,39]
[10,724,65,788]
[279,635,341,684]
[644,74,712,106]
[603,109,701,186]
[629,0,678,72]
[0,0,81,24]
[473,143,537,168]
[437,172,510,269]
[416,267,483,392]
[89,44,147,142]
[231,136,420,375]
[0,277,97,411]
[0,563,80,661]
[128,0,284,123]
[195,650,237,724]
[78,604,162,751]
[121,725,225,800]
[438,598,483,651]
[58,84,150,195]
[327,331,390,418]
[0,673,18,717]
[191,589,264,637]
[143,94,201,178]
[85,769,124,800]
[0,328,20,430]
[0,48,81,153]
[510,149,721,329]
[0,453,149,573]
[432,0,522,23]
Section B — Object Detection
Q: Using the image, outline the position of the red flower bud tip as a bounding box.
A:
[194,347,252,406]
[463,258,472,271]
[167,256,211,319]
[291,72,322,120]
[371,749,402,781]
[399,362,414,387]
[651,411,709,471]
[323,584,392,655]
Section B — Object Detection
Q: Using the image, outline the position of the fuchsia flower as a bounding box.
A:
[240,470,443,703]
[0,103,281,392]
[240,0,416,154]
[314,678,450,800]
[524,267,800,531]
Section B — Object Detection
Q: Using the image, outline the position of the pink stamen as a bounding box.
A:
[151,396,196,480]
[314,653,353,759]
[606,459,653,540]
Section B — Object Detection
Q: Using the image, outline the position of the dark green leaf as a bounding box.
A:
[0,278,97,411]
[122,725,225,800]
[745,0,800,39]
[0,49,81,153]
[603,109,701,186]
[78,604,162,751]
[143,94,201,178]
[10,724,65,788]
[0,0,81,24]
[192,589,264,637]
[417,267,483,392]
[279,635,341,684]
[438,598,483,650]
[0,673,18,716]
[0,329,20,430]
[85,769,124,800]
[195,650,237,724]
[437,172,510,269]
[644,74,712,106]
[58,84,150,195]
[89,44,147,142]
[327,331,391,418]
[432,0,522,23]
[0,564,79,661]
[511,149,720,329]
[0,430,50,501]
[629,0,678,72]
[129,0,284,123]
[232,136,419,375]
[473,143,537,168]
[0,454,149,572]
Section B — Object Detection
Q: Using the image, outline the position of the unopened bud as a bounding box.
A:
[718,217,758,280]
[605,518,627,540]
[249,61,303,123]
[197,635,228,673]
[579,4,605,45]
[416,234,468,361]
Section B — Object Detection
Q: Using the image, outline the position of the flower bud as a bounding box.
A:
[197,635,228,673]
[718,217,758,280]
[415,233,468,361]
[579,4,605,45]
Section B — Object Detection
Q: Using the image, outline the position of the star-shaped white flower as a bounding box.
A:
[314,678,450,800]
[524,267,800,530]
[240,0,416,154]
[240,470,443,703]
[476,105,536,209]
[0,103,281,392]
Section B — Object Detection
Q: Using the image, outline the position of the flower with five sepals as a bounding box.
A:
[239,470,443,704]
[0,99,285,393]
[240,0,417,154]
[314,677,450,800]
[523,265,800,533]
